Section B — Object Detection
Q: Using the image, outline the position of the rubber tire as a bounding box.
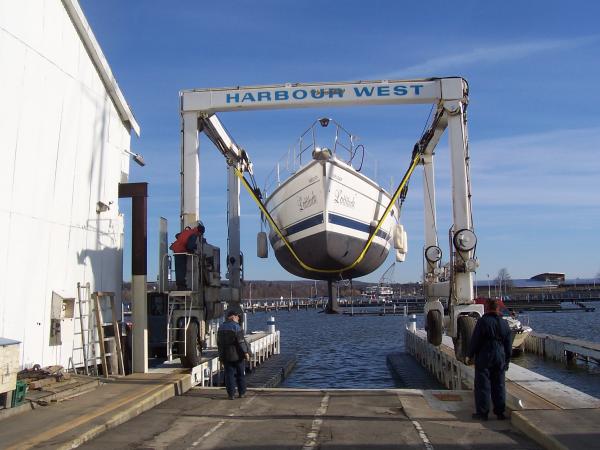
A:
[426,310,443,346]
[454,315,477,364]
[179,321,201,368]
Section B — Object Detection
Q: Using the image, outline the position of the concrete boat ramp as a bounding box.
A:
[1,379,597,449]
[77,388,539,449]
[1,328,599,449]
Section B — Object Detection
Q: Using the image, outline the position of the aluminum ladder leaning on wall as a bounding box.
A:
[70,282,99,376]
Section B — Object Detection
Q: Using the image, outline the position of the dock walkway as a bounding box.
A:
[407,328,600,448]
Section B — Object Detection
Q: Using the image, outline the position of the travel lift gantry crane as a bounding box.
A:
[178,77,483,364]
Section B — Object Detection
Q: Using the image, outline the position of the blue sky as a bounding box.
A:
[80,0,600,284]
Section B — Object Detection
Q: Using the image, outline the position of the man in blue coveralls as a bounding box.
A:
[467,299,513,420]
[217,310,251,400]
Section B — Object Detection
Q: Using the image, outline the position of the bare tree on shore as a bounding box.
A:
[496,268,513,298]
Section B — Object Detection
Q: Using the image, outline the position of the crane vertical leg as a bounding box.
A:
[445,100,483,354]
[422,153,444,344]
[182,111,199,228]
[227,165,242,309]
[422,153,439,278]
[446,100,473,305]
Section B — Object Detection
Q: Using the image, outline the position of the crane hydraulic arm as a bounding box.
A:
[198,114,254,175]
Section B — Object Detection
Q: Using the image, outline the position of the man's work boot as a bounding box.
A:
[472,413,488,421]
[496,413,507,420]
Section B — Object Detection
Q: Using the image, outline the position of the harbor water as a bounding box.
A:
[246,304,600,397]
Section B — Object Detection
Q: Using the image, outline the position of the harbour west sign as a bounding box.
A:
[180,79,466,113]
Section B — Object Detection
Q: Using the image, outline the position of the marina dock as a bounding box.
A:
[405,327,600,449]
[524,331,600,363]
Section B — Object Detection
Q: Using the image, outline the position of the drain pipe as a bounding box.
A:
[119,182,148,373]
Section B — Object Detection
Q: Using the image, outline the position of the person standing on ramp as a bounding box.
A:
[467,299,512,420]
[217,310,251,400]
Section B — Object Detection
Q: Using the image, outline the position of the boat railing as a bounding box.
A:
[263,118,366,197]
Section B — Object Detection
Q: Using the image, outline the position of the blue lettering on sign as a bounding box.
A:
[311,89,325,99]
[354,87,375,97]
[226,93,240,103]
[292,89,307,99]
[225,83,424,104]
[242,92,256,102]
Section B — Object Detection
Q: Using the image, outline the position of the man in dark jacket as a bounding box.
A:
[217,310,251,400]
[467,299,513,420]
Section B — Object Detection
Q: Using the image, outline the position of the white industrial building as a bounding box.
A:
[0,0,139,368]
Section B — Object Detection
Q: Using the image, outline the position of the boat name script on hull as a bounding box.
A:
[333,189,356,209]
[298,192,317,211]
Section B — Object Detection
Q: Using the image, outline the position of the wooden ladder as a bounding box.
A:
[91,292,125,377]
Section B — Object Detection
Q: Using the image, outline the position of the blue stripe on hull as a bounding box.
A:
[269,212,390,245]
[328,213,389,241]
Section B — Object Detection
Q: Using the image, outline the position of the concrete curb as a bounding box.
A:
[57,382,178,449]
[0,401,38,421]
[511,412,568,450]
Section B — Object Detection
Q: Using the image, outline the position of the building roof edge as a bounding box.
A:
[61,0,141,137]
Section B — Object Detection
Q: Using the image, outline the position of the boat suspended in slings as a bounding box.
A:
[262,118,405,281]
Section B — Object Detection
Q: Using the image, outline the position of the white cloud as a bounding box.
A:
[373,36,598,78]
[470,127,600,206]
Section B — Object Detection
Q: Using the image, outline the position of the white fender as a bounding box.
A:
[257,231,268,258]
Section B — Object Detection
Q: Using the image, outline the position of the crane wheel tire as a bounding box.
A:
[179,321,202,368]
[426,310,443,346]
[454,315,477,364]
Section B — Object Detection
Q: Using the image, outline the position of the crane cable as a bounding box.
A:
[233,146,423,276]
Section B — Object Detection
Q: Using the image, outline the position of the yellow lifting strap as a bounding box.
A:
[235,149,422,276]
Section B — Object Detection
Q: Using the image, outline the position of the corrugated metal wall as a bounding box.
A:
[0,0,131,367]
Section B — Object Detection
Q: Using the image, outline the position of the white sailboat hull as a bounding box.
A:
[264,157,398,280]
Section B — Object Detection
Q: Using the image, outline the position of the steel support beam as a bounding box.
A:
[118,182,148,373]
